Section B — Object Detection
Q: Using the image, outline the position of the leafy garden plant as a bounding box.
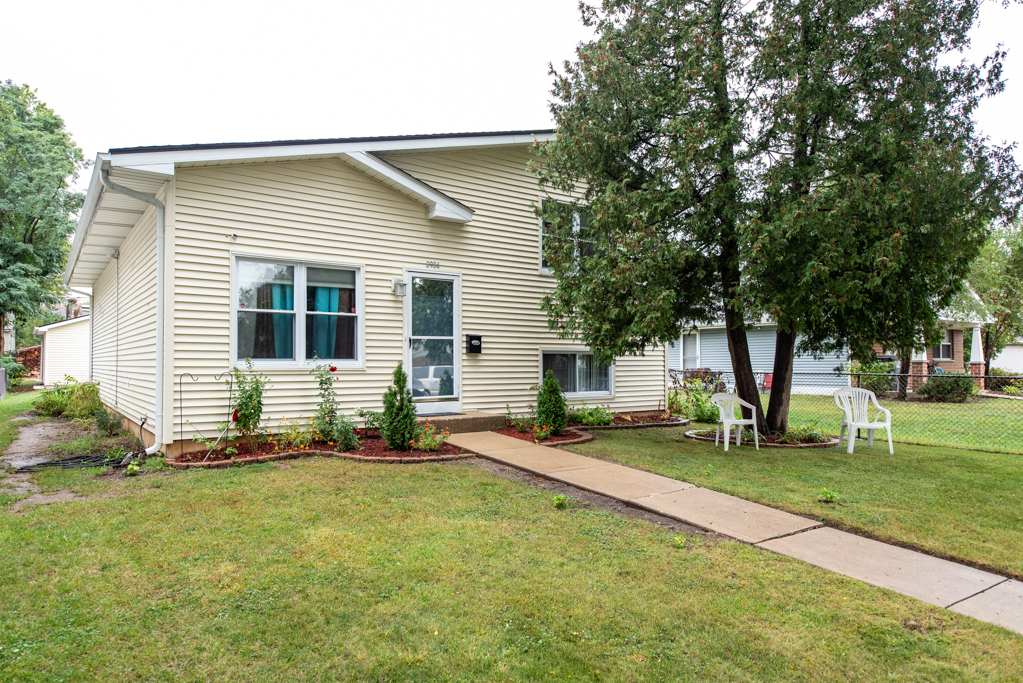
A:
[536,370,568,436]
[311,363,360,451]
[381,362,418,451]
[410,422,450,452]
[505,403,533,433]
[567,403,614,426]
[233,360,268,451]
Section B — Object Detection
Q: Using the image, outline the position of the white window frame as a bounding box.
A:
[539,200,590,276]
[230,253,365,370]
[933,329,953,361]
[539,347,615,399]
[681,330,701,370]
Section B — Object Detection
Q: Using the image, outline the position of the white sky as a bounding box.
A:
[2,0,1021,192]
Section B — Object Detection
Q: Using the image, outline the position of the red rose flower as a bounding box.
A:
[329,366,337,372]
[232,409,239,422]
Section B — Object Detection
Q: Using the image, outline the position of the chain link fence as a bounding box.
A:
[670,369,1023,454]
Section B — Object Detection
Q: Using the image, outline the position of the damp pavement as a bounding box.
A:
[1,418,78,511]
[447,431,1023,636]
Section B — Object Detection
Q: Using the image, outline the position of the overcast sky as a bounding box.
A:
[3,0,1021,192]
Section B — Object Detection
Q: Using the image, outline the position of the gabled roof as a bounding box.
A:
[34,316,89,335]
[65,129,556,287]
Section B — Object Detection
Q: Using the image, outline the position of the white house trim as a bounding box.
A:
[339,152,473,223]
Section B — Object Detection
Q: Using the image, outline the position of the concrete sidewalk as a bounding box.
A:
[448,431,1022,636]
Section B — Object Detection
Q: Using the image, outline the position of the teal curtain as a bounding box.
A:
[310,286,341,359]
[271,285,293,359]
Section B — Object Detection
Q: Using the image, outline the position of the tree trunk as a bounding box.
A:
[765,328,797,433]
[898,351,911,399]
[723,307,768,432]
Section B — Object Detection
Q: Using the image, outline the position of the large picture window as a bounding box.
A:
[235,258,361,365]
[541,351,612,396]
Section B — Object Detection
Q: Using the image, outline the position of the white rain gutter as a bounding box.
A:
[99,168,165,456]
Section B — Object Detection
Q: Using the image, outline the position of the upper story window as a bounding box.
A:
[932,329,953,361]
[541,202,594,274]
[235,257,361,366]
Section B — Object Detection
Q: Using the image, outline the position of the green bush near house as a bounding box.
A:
[916,372,976,403]
[536,370,568,435]
[35,378,103,419]
[851,357,894,395]
[987,367,1023,392]
[381,362,418,450]
[0,355,28,389]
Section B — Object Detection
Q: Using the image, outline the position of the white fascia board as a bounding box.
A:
[106,132,556,170]
[64,155,109,286]
[34,315,89,335]
[110,161,176,176]
[341,151,473,223]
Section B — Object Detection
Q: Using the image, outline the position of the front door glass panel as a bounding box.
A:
[410,277,456,399]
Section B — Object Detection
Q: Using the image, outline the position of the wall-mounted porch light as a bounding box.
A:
[393,278,407,297]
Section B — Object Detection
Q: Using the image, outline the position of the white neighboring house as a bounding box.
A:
[991,339,1023,373]
[62,129,669,456]
[35,316,91,387]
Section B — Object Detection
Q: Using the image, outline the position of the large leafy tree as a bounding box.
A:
[959,223,1023,373]
[536,0,1019,433]
[0,80,85,355]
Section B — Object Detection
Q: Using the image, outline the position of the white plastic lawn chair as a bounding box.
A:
[834,387,893,454]
[710,393,760,452]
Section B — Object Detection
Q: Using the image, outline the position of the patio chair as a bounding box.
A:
[710,393,760,452]
[833,387,893,454]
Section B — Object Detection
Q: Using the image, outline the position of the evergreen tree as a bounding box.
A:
[536,370,568,436]
[381,362,419,450]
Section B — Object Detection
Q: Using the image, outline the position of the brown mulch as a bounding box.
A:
[174,434,465,465]
[492,426,591,445]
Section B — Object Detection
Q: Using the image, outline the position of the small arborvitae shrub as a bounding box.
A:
[381,362,418,451]
[536,370,568,436]
[916,372,975,403]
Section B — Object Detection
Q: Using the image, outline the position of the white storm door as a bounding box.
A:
[404,270,461,415]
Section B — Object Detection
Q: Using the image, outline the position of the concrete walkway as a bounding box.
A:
[448,431,1023,636]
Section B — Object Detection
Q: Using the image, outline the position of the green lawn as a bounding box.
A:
[785,393,1023,453]
[1,459,1021,681]
[568,426,1023,579]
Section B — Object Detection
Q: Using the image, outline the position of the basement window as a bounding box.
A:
[541,350,613,396]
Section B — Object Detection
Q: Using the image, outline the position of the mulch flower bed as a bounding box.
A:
[493,426,593,446]
[570,415,689,430]
[171,434,468,469]
[685,429,840,449]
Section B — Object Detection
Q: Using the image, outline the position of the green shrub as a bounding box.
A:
[354,407,384,431]
[916,372,975,403]
[536,370,568,436]
[381,362,418,450]
[35,387,71,416]
[568,403,614,426]
[852,358,894,395]
[779,421,828,444]
[94,409,124,436]
[66,380,102,419]
[1,355,28,389]
[677,380,718,422]
[988,367,1023,393]
[233,360,268,450]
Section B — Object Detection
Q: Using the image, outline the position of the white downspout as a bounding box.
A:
[99,168,165,456]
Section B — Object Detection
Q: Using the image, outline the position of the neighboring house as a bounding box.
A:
[63,130,668,456]
[34,316,90,387]
[669,310,990,391]
[991,339,1023,374]
[668,322,848,393]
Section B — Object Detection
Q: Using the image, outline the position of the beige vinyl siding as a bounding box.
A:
[40,319,90,387]
[170,148,666,441]
[91,203,158,429]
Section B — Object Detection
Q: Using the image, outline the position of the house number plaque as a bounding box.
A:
[425,260,441,269]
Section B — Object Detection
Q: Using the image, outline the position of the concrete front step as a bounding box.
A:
[418,411,505,434]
